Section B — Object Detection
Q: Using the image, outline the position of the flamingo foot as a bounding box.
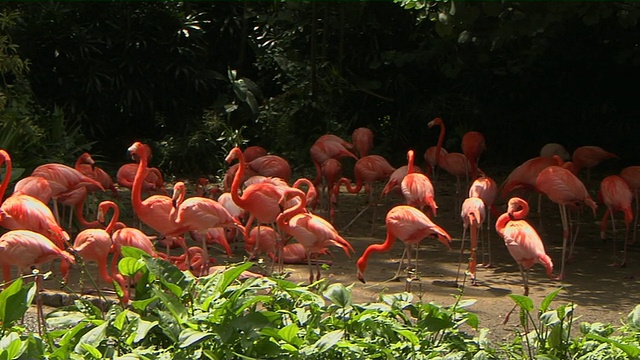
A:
[552,273,565,281]
[480,262,495,268]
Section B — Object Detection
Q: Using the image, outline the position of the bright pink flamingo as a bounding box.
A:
[496,197,554,296]
[381,164,423,198]
[620,166,640,243]
[352,127,374,158]
[356,205,451,285]
[428,118,470,213]
[243,146,267,162]
[321,158,343,220]
[291,177,318,211]
[336,154,395,233]
[536,166,597,280]
[277,188,354,283]
[75,152,118,197]
[222,163,256,192]
[572,145,618,184]
[468,176,498,266]
[72,221,114,286]
[599,175,633,266]
[117,163,167,195]
[456,196,485,285]
[461,131,486,180]
[0,230,75,334]
[249,154,292,182]
[55,186,103,230]
[401,150,437,217]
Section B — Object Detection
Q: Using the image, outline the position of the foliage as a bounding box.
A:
[2,251,640,358]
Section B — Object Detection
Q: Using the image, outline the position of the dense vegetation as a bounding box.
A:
[2,248,640,359]
[0,1,638,179]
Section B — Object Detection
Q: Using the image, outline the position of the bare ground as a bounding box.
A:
[23,167,640,343]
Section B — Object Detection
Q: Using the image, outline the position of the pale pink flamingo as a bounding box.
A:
[536,166,597,280]
[456,196,485,285]
[401,150,437,217]
[468,176,498,266]
[352,127,374,158]
[277,188,354,283]
[12,176,52,204]
[72,221,114,286]
[381,164,423,198]
[599,175,633,266]
[117,163,167,195]
[356,205,451,286]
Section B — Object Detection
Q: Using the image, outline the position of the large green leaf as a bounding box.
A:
[323,283,353,308]
[0,279,34,329]
[74,322,107,354]
[178,328,214,349]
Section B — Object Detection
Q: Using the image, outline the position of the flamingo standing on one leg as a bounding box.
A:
[277,188,354,284]
[356,205,451,285]
[0,230,76,334]
[352,127,374,158]
[428,118,470,215]
[536,166,597,280]
[400,150,437,217]
[461,131,486,181]
[456,196,485,285]
[468,176,498,267]
[496,197,554,323]
[599,175,633,267]
[620,166,640,244]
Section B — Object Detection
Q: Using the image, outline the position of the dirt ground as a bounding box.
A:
[27,165,640,343]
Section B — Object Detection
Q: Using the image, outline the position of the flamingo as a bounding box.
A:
[381,165,423,198]
[74,152,119,197]
[571,145,618,185]
[536,166,597,280]
[599,175,633,266]
[352,127,374,158]
[243,145,267,162]
[620,166,640,244]
[222,163,257,192]
[117,163,167,195]
[0,230,76,334]
[468,176,498,266]
[540,143,570,161]
[126,142,191,247]
[428,118,470,214]
[456,196,485,285]
[400,150,437,217]
[356,205,451,285]
[245,225,278,261]
[277,188,354,283]
[496,197,554,297]
[336,154,395,233]
[321,158,343,221]
[72,220,114,286]
[310,134,357,186]
[423,146,448,182]
[12,176,52,204]
[248,154,292,182]
[461,131,486,180]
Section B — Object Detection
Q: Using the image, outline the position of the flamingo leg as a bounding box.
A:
[455,226,468,285]
[391,246,409,281]
[557,204,569,280]
[608,209,619,266]
[633,193,639,244]
[470,223,478,285]
[503,266,529,325]
[307,251,314,284]
[342,204,371,232]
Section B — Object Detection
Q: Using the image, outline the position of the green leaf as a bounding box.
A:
[508,294,534,312]
[215,262,254,294]
[79,343,102,359]
[0,333,24,359]
[0,278,34,328]
[586,333,640,358]
[120,246,150,260]
[133,319,158,344]
[74,322,107,354]
[323,283,352,308]
[152,287,187,324]
[179,328,214,348]
[118,257,145,277]
[394,327,419,344]
[628,305,640,331]
[463,312,479,330]
[540,288,562,313]
[278,324,302,346]
[130,296,158,312]
[305,330,343,354]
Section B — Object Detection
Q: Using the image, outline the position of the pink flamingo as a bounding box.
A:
[75,152,119,197]
[456,196,485,285]
[536,166,597,280]
[310,134,357,186]
[620,166,640,243]
[423,146,448,181]
[356,205,451,285]
[599,175,633,266]
[461,131,486,180]
[400,150,437,217]
[352,127,374,158]
[468,176,498,266]
[540,143,570,161]
[248,154,292,182]
[277,188,354,283]
[428,118,470,213]
[496,197,554,296]
[321,158,343,221]
[381,164,423,198]
[572,145,618,184]
[73,219,114,286]
[12,176,52,204]
[243,146,267,162]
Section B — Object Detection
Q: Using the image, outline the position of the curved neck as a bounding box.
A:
[407,150,415,174]
[293,178,316,202]
[100,201,120,234]
[277,189,307,230]
[312,159,322,185]
[75,196,103,229]
[338,176,362,194]
[495,213,510,236]
[357,232,396,274]
[510,200,529,220]
[131,145,150,213]
[229,148,248,208]
[0,150,11,202]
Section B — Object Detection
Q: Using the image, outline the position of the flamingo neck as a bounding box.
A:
[338,176,362,194]
[75,198,102,229]
[0,150,12,202]
[511,201,529,219]
[495,213,510,236]
[435,122,445,165]
[357,232,396,274]
[312,159,322,186]
[104,202,120,234]
[277,189,307,230]
[97,260,113,283]
[229,149,248,208]
[407,151,415,174]
[131,146,150,213]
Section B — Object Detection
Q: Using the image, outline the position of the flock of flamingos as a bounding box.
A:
[0,117,638,318]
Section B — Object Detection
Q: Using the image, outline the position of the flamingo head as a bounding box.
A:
[127,142,148,162]
[427,117,443,128]
[225,147,243,164]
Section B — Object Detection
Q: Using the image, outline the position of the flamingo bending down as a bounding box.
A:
[536,166,597,280]
[571,145,618,184]
[310,134,357,186]
[75,152,119,197]
[401,150,437,217]
[352,127,374,158]
[248,154,292,182]
[468,176,498,266]
[0,230,76,334]
[381,165,423,199]
[356,205,451,285]
[496,197,554,297]
[599,175,633,267]
[277,188,354,284]
[461,131,486,180]
[456,196,486,285]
